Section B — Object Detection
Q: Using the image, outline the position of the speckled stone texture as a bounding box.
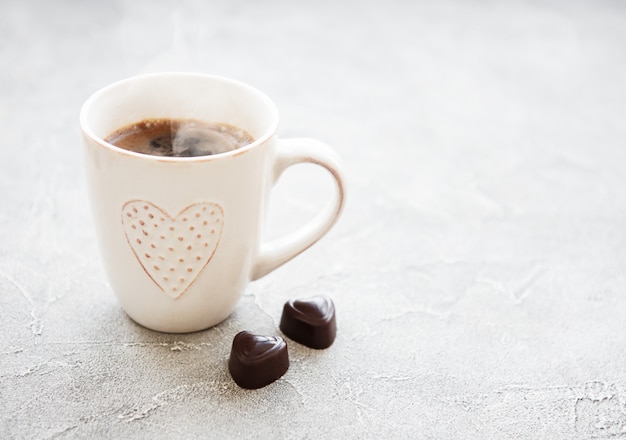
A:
[2,0,626,438]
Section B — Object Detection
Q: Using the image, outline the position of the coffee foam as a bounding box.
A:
[172,122,250,156]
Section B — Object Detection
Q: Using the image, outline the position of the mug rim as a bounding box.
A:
[79,72,280,162]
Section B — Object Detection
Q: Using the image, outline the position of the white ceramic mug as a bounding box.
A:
[80,73,345,333]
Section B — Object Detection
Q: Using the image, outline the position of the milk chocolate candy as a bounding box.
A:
[228,331,289,389]
[280,295,336,349]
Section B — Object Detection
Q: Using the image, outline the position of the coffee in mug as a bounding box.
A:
[106,118,255,157]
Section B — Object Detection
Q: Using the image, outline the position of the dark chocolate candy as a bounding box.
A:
[228,331,289,389]
[280,295,336,349]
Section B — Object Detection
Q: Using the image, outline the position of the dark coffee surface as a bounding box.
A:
[105,118,254,157]
[280,295,337,349]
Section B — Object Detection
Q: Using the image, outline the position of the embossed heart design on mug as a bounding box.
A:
[121,200,224,299]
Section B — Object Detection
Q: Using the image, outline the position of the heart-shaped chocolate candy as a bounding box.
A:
[280,295,336,349]
[228,331,289,389]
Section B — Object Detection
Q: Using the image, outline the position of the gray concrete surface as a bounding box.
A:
[2,0,626,438]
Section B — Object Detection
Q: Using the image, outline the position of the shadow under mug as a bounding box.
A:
[80,73,346,333]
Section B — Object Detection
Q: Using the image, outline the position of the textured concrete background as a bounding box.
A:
[2,0,626,438]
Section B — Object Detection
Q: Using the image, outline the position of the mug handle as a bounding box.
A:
[250,138,346,281]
